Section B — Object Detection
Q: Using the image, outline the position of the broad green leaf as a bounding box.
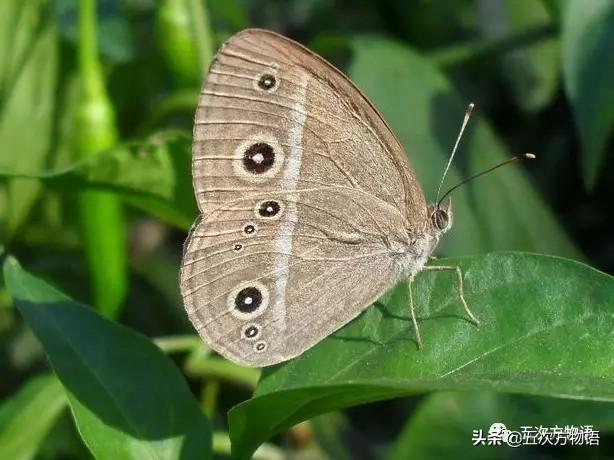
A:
[347,37,580,260]
[562,0,614,188]
[0,374,66,460]
[3,256,212,460]
[478,0,560,111]
[229,252,614,459]
[388,391,614,460]
[0,132,197,230]
[0,0,58,240]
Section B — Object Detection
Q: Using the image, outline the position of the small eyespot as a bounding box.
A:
[243,143,275,174]
[256,200,283,219]
[227,281,269,320]
[254,341,268,353]
[257,73,277,90]
[242,323,261,341]
[233,243,244,252]
[243,223,257,236]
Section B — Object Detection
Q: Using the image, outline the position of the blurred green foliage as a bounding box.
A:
[0,0,613,459]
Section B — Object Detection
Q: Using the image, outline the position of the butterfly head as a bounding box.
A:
[428,198,453,236]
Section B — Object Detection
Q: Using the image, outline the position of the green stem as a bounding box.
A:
[77,0,126,318]
[429,23,558,67]
[184,356,260,389]
[154,334,204,354]
[201,380,219,419]
[188,0,214,72]
[78,0,104,98]
[157,0,214,87]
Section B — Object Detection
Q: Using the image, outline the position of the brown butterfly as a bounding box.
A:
[180,29,532,367]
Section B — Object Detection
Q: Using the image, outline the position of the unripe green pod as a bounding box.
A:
[156,0,214,87]
[77,0,126,318]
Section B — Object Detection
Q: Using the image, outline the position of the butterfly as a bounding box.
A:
[180,29,531,367]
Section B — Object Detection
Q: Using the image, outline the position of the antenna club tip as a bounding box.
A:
[468,102,475,110]
[524,153,536,160]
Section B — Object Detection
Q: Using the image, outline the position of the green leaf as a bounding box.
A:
[478,0,560,112]
[3,256,212,459]
[388,391,614,460]
[346,36,580,259]
[0,132,197,230]
[0,0,58,240]
[562,0,614,188]
[228,252,614,459]
[0,374,67,460]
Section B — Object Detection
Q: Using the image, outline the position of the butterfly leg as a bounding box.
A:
[407,274,423,350]
[422,265,480,326]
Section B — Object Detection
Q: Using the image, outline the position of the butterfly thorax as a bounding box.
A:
[390,200,453,279]
[389,233,436,279]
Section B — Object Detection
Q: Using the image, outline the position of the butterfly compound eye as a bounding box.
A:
[432,209,449,231]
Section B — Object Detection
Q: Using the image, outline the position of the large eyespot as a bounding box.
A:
[254,341,268,353]
[233,135,284,182]
[432,209,449,231]
[255,200,283,219]
[228,281,269,320]
[243,143,275,173]
[235,287,262,313]
[242,323,261,341]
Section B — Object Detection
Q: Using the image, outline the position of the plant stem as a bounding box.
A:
[188,0,214,71]
[201,380,219,419]
[184,356,260,389]
[79,0,103,98]
[77,0,127,318]
[154,334,204,354]
[156,0,214,87]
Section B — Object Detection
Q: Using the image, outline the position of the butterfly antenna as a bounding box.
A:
[435,102,475,206]
[437,153,536,208]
